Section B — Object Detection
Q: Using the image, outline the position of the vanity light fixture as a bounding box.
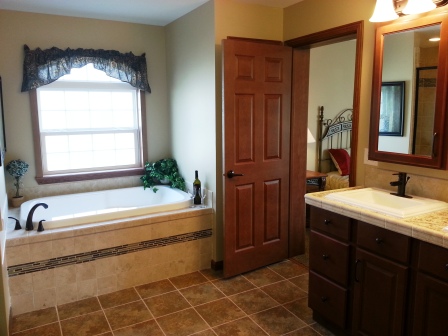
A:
[402,0,436,14]
[429,36,441,41]
[370,0,399,22]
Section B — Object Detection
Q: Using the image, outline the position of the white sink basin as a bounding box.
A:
[325,188,448,218]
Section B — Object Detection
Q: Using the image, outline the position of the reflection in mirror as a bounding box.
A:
[378,24,440,155]
[379,81,405,137]
[413,66,437,155]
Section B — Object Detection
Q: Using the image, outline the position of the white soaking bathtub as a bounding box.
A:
[19,186,192,229]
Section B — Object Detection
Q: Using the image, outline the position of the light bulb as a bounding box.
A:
[370,0,399,22]
[402,0,436,15]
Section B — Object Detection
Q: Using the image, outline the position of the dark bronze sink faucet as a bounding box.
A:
[390,172,412,198]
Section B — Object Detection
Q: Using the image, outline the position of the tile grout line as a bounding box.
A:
[135,283,169,336]
[99,306,114,335]
[172,278,216,335]
[54,305,64,336]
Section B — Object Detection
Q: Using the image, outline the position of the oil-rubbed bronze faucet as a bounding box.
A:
[26,203,48,231]
[390,172,411,198]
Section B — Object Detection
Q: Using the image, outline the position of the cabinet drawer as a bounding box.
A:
[357,221,410,264]
[418,241,448,282]
[310,230,350,286]
[309,271,347,329]
[310,207,351,241]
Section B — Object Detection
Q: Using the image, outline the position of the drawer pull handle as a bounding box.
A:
[324,219,331,225]
[375,238,383,244]
[322,254,329,260]
[321,296,328,302]
[355,259,361,282]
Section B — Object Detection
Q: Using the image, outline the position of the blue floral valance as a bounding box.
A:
[21,45,151,92]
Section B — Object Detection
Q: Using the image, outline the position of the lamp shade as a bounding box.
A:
[369,0,399,22]
[402,0,436,15]
[307,129,316,144]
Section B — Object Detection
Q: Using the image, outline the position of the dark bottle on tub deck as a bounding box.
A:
[193,170,202,205]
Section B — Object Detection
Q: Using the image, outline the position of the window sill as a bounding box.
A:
[36,168,145,185]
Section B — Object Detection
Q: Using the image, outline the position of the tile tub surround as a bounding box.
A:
[305,187,448,249]
[5,207,213,316]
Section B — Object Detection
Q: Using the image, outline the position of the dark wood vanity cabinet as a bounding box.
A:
[411,241,448,336]
[352,222,411,336]
[309,207,352,331]
[309,206,448,336]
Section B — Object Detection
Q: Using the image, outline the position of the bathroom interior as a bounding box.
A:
[1,0,448,335]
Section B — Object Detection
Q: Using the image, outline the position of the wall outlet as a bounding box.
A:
[364,148,378,166]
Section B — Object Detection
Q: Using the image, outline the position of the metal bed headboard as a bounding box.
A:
[317,106,353,173]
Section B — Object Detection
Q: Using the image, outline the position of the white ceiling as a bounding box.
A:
[0,0,304,26]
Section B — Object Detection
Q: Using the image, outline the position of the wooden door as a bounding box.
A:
[353,249,409,336]
[222,38,292,277]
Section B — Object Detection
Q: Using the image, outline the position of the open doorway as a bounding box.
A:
[286,21,363,254]
[307,40,356,192]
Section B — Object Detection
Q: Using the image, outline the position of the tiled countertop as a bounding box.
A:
[305,186,448,249]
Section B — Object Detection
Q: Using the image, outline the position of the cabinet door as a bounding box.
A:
[353,249,408,336]
[412,272,448,336]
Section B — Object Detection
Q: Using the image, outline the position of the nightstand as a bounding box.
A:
[305,170,327,227]
[306,170,327,192]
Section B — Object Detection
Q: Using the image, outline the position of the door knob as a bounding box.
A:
[226,170,244,178]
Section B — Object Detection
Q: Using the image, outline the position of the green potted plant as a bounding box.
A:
[141,158,186,192]
[5,159,29,207]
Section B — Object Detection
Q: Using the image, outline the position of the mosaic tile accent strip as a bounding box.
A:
[7,229,212,277]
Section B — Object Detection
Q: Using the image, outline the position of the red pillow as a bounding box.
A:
[328,149,350,176]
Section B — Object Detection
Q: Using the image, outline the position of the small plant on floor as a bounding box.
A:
[141,158,186,193]
[6,159,29,198]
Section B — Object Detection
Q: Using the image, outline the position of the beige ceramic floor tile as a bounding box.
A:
[11,307,58,333]
[57,297,101,320]
[103,301,152,330]
[156,308,209,336]
[60,310,111,336]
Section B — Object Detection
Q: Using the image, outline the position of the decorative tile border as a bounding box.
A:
[7,229,212,277]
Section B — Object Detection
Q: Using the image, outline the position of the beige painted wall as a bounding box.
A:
[308,40,356,171]
[0,10,171,197]
[166,2,217,257]
[284,0,448,188]
[215,0,283,42]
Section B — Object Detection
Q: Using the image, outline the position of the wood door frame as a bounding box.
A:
[285,21,363,256]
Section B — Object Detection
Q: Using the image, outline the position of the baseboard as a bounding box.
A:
[210,259,223,271]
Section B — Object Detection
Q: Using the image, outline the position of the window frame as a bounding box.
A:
[30,89,147,184]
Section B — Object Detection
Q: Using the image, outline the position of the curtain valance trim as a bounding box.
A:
[21,45,151,92]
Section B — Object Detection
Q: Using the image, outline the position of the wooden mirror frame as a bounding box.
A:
[368,8,448,169]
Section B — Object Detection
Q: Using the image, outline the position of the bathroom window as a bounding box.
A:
[31,64,147,184]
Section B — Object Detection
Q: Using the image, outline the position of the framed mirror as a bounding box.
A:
[369,10,448,169]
